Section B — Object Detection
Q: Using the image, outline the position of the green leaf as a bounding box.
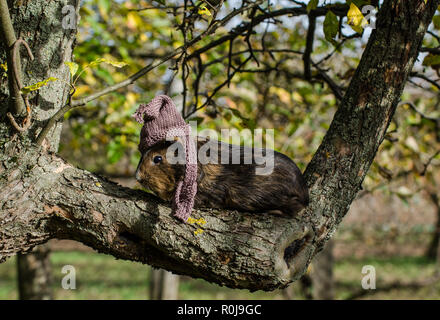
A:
[307,0,319,13]
[65,61,79,77]
[107,140,124,164]
[187,117,204,125]
[21,77,58,94]
[433,15,440,29]
[323,10,339,45]
[423,54,440,67]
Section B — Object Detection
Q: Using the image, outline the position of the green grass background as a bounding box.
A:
[0,251,438,300]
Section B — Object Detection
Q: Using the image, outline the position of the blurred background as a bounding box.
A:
[1,0,440,299]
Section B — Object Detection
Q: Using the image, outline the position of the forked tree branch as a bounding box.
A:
[1,0,438,291]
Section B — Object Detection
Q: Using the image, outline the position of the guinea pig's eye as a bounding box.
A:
[153,155,163,164]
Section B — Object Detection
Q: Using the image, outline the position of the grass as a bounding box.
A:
[0,251,438,300]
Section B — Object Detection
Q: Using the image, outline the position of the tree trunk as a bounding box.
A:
[311,240,334,300]
[0,0,438,291]
[149,269,180,300]
[17,244,53,300]
[426,193,440,260]
[1,0,76,300]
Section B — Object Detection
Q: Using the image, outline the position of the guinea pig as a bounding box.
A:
[135,136,309,216]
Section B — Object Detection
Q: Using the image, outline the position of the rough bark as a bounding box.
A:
[0,0,438,291]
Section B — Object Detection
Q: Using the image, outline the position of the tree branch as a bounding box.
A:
[0,149,312,291]
[303,14,316,80]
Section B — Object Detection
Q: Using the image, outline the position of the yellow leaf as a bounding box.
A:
[198,5,212,16]
[88,58,128,69]
[126,11,143,30]
[270,87,291,105]
[21,77,58,94]
[73,84,91,97]
[347,3,368,34]
[187,217,196,224]
[0,62,7,72]
[140,33,148,42]
[64,61,79,77]
[292,92,303,103]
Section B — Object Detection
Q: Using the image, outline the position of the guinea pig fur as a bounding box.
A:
[135,137,309,216]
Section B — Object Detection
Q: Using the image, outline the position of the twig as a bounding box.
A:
[244,6,260,67]
[192,55,204,111]
[312,60,344,100]
[426,30,440,43]
[72,0,242,109]
[303,14,316,80]
[399,101,440,123]
[128,5,186,12]
[186,5,309,60]
[184,56,252,119]
[37,0,231,143]
[180,0,189,117]
[0,0,24,115]
[11,39,34,89]
[315,38,347,66]
[419,46,440,55]
[357,147,440,199]
[421,150,440,176]
[410,72,440,90]
[7,38,34,132]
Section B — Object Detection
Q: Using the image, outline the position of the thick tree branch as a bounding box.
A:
[0,149,312,291]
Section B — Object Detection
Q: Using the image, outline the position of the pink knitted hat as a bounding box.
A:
[133,95,197,222]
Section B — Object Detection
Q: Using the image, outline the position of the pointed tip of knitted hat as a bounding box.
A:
[133,95,176,123]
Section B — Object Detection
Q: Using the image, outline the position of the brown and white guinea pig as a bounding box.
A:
[135,137,309,216]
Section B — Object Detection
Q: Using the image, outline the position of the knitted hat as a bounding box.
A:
[133,95,197,222]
